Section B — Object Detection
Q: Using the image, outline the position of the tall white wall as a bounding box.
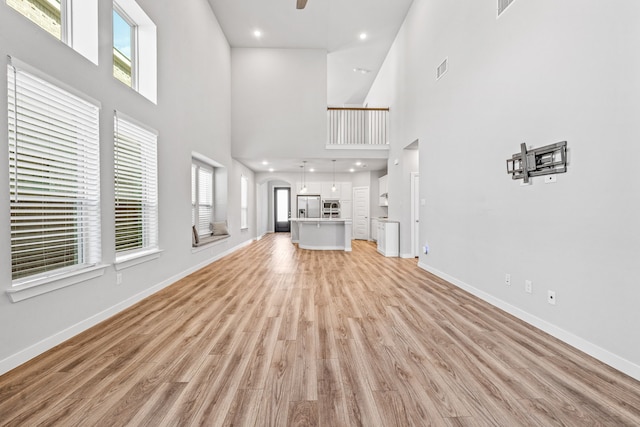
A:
[0,0,256,373]
[366,0,640,379]
[231,48,328,160]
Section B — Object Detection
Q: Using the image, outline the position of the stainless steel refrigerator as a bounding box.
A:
[297,195,321,218]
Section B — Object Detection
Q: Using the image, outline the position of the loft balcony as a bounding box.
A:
[327,107,389,149]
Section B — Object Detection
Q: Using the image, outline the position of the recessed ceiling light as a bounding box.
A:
[309,168,315,172]
[353,68,371,74]
[359,32,367,40]
[269,168,274,172]
[355,161,362,166]
[262,160,268,165]
[253,30,262,38]
[349,168,355,173]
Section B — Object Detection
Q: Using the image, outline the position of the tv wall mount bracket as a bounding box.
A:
[506,141,567,183]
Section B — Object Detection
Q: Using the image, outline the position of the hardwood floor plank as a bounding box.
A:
[255,339,296,427]
[221,388,263,427]
[287,400,318,427]
[0,234,638,426]
[335,338,385,426]
[125,382,187,427]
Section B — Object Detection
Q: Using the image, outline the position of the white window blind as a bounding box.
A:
[195,164,213,237]
[191,159,214,237]
[240,175,248,229]
[114,113,158,255]
[7,61,101,282]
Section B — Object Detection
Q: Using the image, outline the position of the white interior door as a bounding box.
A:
[353,187,369,240]
[411,173,420,257]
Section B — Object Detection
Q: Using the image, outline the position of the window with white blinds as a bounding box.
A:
[191,160,213,237]
[114,113,158,256]
[240,175,248,229]
[7,61,101,282]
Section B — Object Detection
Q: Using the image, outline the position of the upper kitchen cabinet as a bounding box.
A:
[297,182,322,195]
[321,182,340,199]
[319,182,352,200]
[379,175,388,206]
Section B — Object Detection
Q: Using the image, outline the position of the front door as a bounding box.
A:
[353,186,370,240]
[274,187,291,232]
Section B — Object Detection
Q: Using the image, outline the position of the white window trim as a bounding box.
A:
[7,57,103,299]
[6,0,99,64]
[6,264,109,303]
[190,236,229,254]
[192,160,214,238]
[114,248,163,271]
[113,0,156,103]
[113,3,138,90]
[114,111,159,262]
[240,174,249,230]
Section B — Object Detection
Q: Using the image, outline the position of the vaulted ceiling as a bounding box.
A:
[206,0,414,106]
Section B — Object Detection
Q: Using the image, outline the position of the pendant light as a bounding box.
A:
[300,161,307,193]
[331,160,337,192]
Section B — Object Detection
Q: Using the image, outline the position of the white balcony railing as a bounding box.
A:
[327,107,389,146]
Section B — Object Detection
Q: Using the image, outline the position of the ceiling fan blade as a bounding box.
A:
[296,0,308,9]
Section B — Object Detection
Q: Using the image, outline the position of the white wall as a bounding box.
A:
[231,48,328,161]
[0,0,257,373]
[365,0,640,379]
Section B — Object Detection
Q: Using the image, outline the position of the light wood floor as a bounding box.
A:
[1,233,639,426]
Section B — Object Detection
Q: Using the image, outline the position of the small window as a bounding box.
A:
[7,58,101,282]
[192,160,214,238]
[6,0,99,64]
[7,0,65,40]
[191,153,228,246]
[112,0,157,103]
[113,6,135,88]
[114,112,158,257]
[240,175,249,230]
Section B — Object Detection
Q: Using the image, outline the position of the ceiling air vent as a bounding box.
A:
[498,0,515,17]
[436,58,448,80]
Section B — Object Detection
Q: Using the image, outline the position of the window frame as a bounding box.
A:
[5,0,99,64]
[113,111,159,262]
[240,175,248,230]
[6,57,106,302]
[192,159,214,239]
[112,3,138,89]
[112,0,156,103]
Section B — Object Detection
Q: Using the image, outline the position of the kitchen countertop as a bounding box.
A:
[290,218,352,222]
[374,217,398,223]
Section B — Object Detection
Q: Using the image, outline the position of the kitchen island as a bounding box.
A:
[290,218,352,251]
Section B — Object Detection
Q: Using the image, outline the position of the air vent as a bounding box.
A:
[436,58,448,80]
[498,0,515,17]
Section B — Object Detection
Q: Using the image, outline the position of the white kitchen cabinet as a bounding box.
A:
[378,175,388,206]
[377,220,399,257]
[371,218,379,241]
[297,182,322,195]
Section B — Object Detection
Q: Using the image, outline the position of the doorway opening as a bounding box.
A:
[274,187,291,232]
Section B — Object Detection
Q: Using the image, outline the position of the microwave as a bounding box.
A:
[323,200,340,210]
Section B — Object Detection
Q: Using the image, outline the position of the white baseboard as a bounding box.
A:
[418,261,640,382]
[0,238,255,376]
[400,252,415,259]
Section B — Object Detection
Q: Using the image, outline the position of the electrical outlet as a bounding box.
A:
[116,273,122,285]
[505,273,511,286]
[547,290,556,305]
[525,280,532,294]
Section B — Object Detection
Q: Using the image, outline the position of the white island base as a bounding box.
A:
[290,219,352,251]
